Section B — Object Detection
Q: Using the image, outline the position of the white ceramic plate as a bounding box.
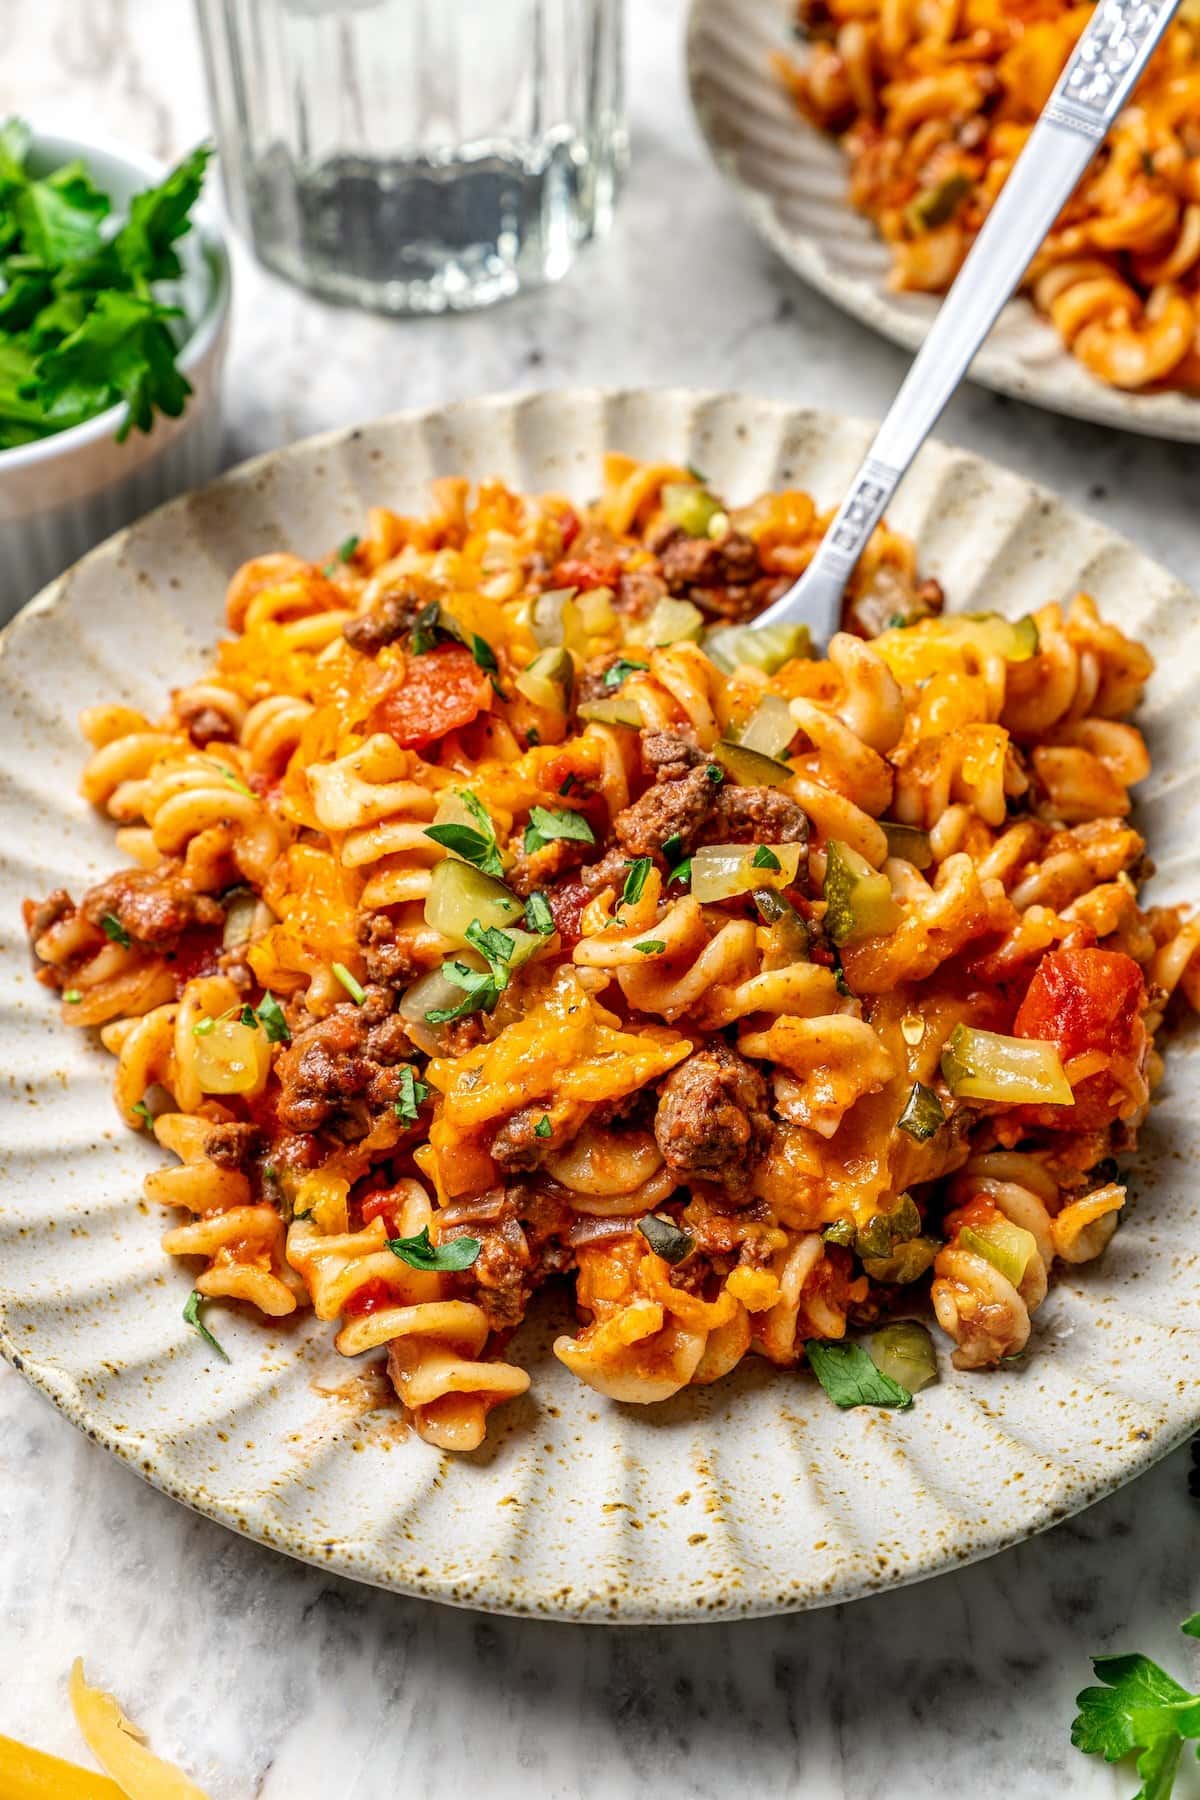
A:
[2,388,1199,1624]
[687,0,1200,443]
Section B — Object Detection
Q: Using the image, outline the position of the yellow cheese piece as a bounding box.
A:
[0,1732,125,1799]
[68,1661,213,1800]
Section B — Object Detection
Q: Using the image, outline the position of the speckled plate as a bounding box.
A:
[2,388,1198,1624]
[687,0,1200,443]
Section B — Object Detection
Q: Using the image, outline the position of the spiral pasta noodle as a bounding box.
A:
[778,0,1200,391]
[22,455,1198,1447]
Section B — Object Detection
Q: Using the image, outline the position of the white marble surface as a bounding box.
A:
[3,2,1200,1794]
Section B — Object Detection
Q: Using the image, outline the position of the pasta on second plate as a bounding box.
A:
[24,457,1198,1450]
[776,0,1200,391]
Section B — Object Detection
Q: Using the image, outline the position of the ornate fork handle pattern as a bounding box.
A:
[757,0,1183,642]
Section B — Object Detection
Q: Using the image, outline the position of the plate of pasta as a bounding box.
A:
[687,0,1200,441]
[3,386,1200,1623]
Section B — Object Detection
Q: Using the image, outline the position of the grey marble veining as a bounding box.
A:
[2,1,1199,1794]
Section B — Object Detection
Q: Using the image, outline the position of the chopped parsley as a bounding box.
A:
[332,962,367,1005]
[603,658,648,691]
[751,845,781,871]
[661,833,683,863]
[805,1340,911,1410]
[387,1225,481,1272]
[705,764,724,784]
[635,939,666,956]
[471,632,507,698]
[131,1099,153,1125]
[183,1288,230,1363]
[667,858,692,887]
[424,791,504,879]
[425,960,502,1024]
[394,1066,430,1123]
[525,891,555,936]
[99,911,131,947]
[337,534,359,562]
[534,1115,553,1140]
[409,599,442,656]
[193,1015,216,1036]
[559,773,576,795]
[62,988,82,1004]
[523,804,596,856]
[1071,1611,1200,1798]
[897,1081,945,1141]
[248,991,291,1044]
[621,858,653,908]
[214,763,253,799]
[638,1214,693,1263]
[465,919,515,986]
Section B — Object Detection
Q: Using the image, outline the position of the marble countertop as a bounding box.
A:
[3,2,1199,1794]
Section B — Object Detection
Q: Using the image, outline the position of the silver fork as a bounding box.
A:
[755,0,1183,642]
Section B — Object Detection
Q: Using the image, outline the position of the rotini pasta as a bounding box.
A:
[778,0,1200,391]
[22,457,1196,1447]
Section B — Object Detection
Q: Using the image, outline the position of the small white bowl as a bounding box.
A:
[0,132,231,618]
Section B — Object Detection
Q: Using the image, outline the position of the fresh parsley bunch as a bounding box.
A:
[1072,1613,1200,1798]
[0,119,212,449]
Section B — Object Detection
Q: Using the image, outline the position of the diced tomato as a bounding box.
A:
[556,507,581,551]
[361,1192,404,1239]
[1014,947,1146,1130]
[1014,948,1144,1060]
[551,555,622,592]
[167,926,222,993]
[341,1277,396,1317]
[547,878,591,947]
[372,642,491,749]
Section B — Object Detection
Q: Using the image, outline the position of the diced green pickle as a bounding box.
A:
[940,1022,1073,1105]
[822,839,900,945]
[861,1235,940,1283]
[711,739,794,788]
[648,596,705,645]
[881,821,933,869]
[868,1321,938,1392]
[424,860,523,940]
[959,1218,1038,1288]
[705,621,812,674]
[737,693,796,759]
[897,1081,945,1141]
[661,482,722,537]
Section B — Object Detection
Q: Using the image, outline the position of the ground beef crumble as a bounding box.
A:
[654,1043,772,1198]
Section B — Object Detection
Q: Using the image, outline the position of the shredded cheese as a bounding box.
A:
[68,1661,213,1800]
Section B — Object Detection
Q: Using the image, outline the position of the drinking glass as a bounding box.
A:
[195,0,627,313]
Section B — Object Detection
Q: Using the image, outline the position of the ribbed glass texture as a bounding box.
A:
[196,0,627,313]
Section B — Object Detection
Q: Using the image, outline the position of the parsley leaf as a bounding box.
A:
[751,845,781,871]
[337,534,359,562]
[99,911,131,947]
[638,1214,693,1263]
[523,804,596,855]
[252,992,291,1044]
[635,939,666,955]
[661,833,683,863]
[603,658,648,691]
[705,763,724,784]
[425,960,502,1024]
[409,599,442,656]
[387,1225,481,1272]
[621,858,652,908]
[131,1099,154,1126]
[534,1115,552,1139]
[394,1066,430,1123]
[465,919,515,988]
[1071,1617,1200,1798]
[667,858,692,887]
[525,891,555,936]
[183,1289,230,1363]
[424,791,504,878]
[62,987,82,1004]
[805,1340,912,1409]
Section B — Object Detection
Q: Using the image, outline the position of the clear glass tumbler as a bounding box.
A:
[196,0,626,314]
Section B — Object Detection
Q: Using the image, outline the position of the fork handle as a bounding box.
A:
[757,0,1182,638]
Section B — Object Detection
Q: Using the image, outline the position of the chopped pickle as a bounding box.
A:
[822,839,901,945]
[822,1217,857,1248]
[854,1194,922,1260]
[514,645,574,713]
[904,170,972,234]
[192,1018,270,1096]
[897,1080,945,1141]
[861,1235,940,1283]
[529,586,578,648]
[960,610,1040,661]
[578,694,645,728]
[661,481,722,537]
[881,821,933,869]
[705,620,812,674]
[647,596,705,645]
[737,692,796,759]
[424,859,523,940]
[959,1217,1039,1287]
[691,841,803,902]
[752,887,811,963]
[574,586,616,635]
[940,1022,1074,1105]
[711,739,794,788]
[868,1321,938,1392]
